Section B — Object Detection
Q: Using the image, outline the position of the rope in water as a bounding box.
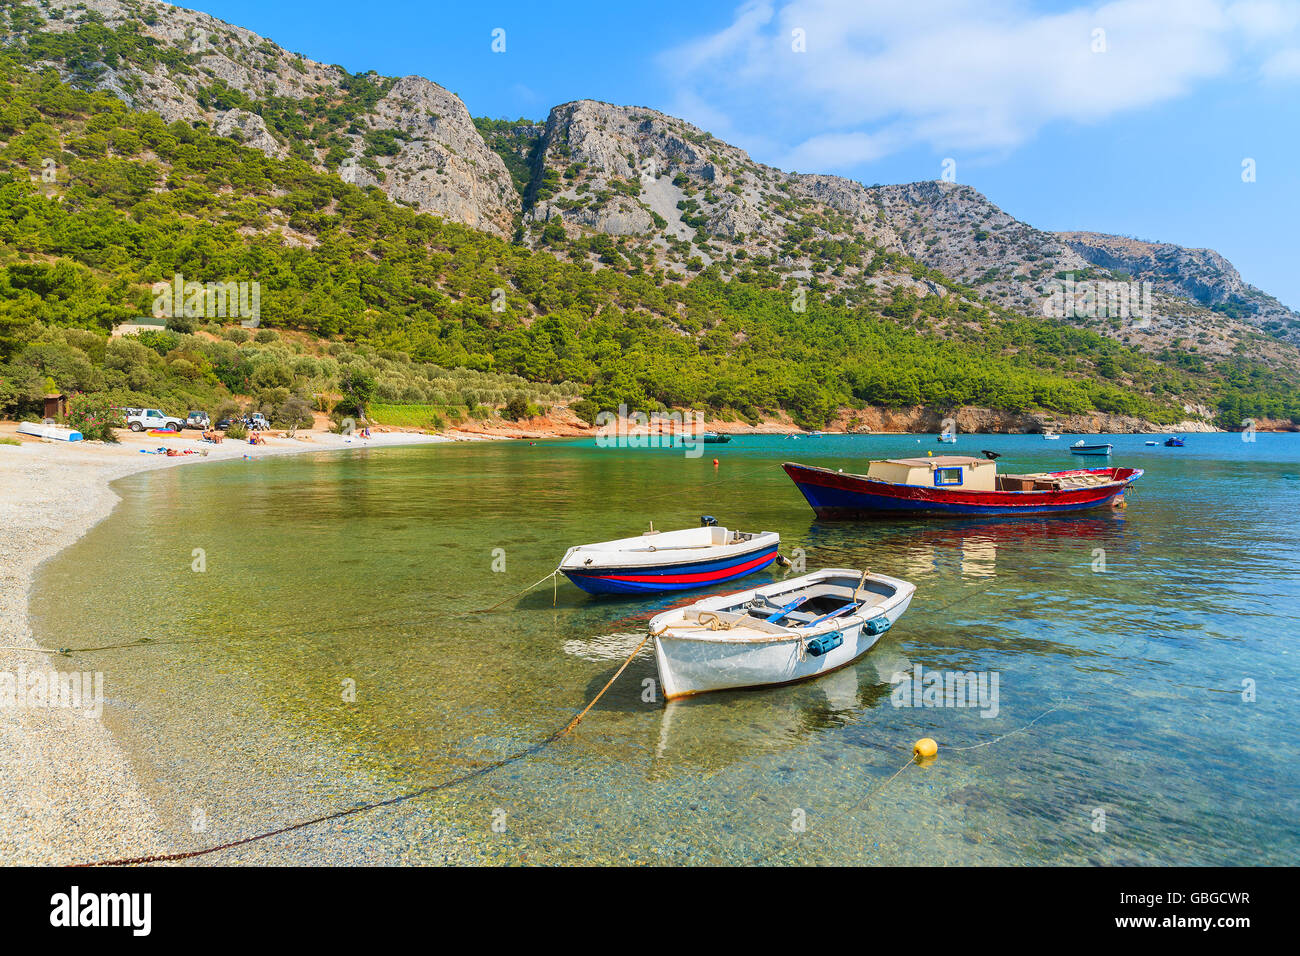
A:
[78,631,655,867]
[753,751,921,865]
[751,699,1064,865]
[0,608,455,657]
[0,639,163,655]
[946,701,1064,752]
[473,566,562,614]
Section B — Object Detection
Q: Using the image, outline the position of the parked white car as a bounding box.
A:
[127,408,184,432]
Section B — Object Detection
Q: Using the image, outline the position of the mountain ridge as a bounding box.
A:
[1,0,1297,433]
[4,0,1295,364]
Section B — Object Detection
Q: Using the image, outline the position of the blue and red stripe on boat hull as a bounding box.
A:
[562,546,780,595]
[783,462,1143,519]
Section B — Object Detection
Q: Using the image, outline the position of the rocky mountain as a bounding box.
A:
[506,100,1298,367]
[1057,231,1299,343]
[3,0,518,236]
[5,0,1298,371]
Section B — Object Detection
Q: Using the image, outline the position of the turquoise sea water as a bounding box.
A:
[32,433,1300,864]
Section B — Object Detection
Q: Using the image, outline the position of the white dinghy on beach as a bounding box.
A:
[648,568,916,700]
[16,421,82,441]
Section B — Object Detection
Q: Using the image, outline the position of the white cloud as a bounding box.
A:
[658,0,1300,171]
[1260,46,1300,78]
[1227,0,1300,37]
[781,129,900,171]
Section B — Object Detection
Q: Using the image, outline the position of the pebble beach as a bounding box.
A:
[0,424,447,865]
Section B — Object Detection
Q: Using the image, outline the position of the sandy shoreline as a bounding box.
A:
[0,425,447,865]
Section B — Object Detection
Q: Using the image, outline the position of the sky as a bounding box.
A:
[186,0,1300,309]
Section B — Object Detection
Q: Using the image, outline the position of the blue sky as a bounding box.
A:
[188,0,1299,309]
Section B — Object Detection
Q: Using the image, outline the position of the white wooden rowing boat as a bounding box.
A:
[16,421,83,441]
[648,568,916,699]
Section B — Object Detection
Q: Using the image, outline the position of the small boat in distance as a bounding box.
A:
[1070,440,1113,456]
[649,568,916,699]
[1145,440,1158,446]
[1165,436,1185,447]
[1043,429,1061,440]
[560,520,779,595]
[700,431,731,444]
[783,455,1141,518]
[937,433,957,444]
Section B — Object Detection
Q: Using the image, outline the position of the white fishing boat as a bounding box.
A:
[1043,429,1060,440]
[560,519,780,595]
[16,421,82,441]
[648,568,915,699]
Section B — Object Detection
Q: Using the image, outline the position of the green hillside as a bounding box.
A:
[0,60,1296,429]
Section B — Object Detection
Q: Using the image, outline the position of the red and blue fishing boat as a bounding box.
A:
[783,455,1142,519]
[560,520,780,595]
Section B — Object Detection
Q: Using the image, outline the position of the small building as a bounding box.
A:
[865,455,998,491]
[42,393,68,421]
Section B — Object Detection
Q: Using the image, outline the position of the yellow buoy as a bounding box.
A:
[913,737,938,759]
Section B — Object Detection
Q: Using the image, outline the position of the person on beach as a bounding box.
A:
[249,432,267,446]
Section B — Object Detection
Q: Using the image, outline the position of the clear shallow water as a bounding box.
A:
[32,433,1300,865]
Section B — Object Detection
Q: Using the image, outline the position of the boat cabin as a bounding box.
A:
[864,456,1118,493]
[866,456,998,491]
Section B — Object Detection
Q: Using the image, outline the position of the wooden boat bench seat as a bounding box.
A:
[750,584,888,626]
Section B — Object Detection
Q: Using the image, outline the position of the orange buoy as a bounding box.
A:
[712,458,719,466]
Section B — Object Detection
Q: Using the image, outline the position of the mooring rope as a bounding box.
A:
[0,638,163,655]
[78,632,654,867]
[0,607,461,657]
[946,701,1065,752]
[752,750,921,866]
[472,565,562,614]
[751,699,1065,865]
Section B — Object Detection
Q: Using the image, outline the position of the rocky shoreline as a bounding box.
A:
[488,402,1273,440]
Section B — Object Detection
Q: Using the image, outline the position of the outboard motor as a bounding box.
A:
[699,515,718,527]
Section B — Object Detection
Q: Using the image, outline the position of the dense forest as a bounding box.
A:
[0,47,1296,429]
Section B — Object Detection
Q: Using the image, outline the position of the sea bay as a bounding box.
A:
[31,433,1300,865]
